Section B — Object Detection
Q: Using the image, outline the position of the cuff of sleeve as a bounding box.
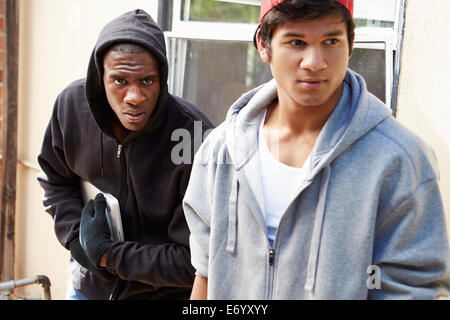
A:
[195,271,208,278]
[105,241,123,271]
[190,236,209,279]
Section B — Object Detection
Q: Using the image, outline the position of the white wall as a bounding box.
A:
[396,0,450,237]
[16,0,159,300]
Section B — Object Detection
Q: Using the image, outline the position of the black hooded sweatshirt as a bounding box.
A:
[37,9,214,300]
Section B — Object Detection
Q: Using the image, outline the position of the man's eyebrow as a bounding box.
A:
[282,32,305,38]
[140,74,159,79]
[106,72,159,78]
[324,30,345,37]
[281,30,345,38]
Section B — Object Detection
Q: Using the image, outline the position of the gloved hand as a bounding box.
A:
[69,237,114,281]
[80,193,114,269]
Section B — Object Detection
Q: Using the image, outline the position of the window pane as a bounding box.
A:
[349,48,386,102]
[181,0,260,23]
[354,0,396,28]
[169,39,271,125]
[168,39,386,125]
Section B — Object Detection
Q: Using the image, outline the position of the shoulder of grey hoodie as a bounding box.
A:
[373,115,440,182]
[353,109,442,212]
[360,112,450,299]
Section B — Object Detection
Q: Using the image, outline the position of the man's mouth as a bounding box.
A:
[298,79,327,89]
[124,112,145,122]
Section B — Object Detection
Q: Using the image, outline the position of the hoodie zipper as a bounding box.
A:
[116,143,129,208]
[269,248,275,266]
[266,203,302,300]
[268,247,275,299]
[266,244,275,300]
[266,177,315,299]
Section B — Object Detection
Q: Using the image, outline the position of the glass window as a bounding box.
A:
[354,0,396,28]
[168,38,271,125]
[350,47,386,102]
[180,0,259,23]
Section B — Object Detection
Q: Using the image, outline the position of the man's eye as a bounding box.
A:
[325,38,339,45]
[142,79,154,86]
[289,40,305,46]
[114,79,126,86]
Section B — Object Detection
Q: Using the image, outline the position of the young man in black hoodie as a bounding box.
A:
[37,9,214,300]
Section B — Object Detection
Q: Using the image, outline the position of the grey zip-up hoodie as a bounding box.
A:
[183,70,450,299]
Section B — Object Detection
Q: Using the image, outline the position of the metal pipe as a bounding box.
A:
[36,275,52,300]
[0,275,52,300]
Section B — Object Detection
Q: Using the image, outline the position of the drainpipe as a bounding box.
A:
[390,0,407,117]
[0,0,20,285]
[158,0,173,32]
[0,275,52,300]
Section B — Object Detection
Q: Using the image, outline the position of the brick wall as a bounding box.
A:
[0,0,4,173]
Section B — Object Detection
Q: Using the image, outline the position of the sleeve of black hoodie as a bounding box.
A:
[37,84,85,250]
[104,163,197,288]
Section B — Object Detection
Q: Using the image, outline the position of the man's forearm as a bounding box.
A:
[106,241,195,287]
[190,276,208,300]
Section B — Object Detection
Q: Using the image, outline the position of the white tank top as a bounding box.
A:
[258,111,311,247]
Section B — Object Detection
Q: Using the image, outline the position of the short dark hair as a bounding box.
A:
[258,0,355,56]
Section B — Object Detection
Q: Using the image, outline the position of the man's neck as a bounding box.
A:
[266,84,343,136]
[112,118,131,144]
[262,84,343,168]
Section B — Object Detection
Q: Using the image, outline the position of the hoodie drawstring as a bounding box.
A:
[304,165,331,293]
[226,177,239,254]
[100,132,105,177]
[126,144,132,192]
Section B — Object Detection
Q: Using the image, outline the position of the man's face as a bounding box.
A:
[103,49,160,133]
[258,15,350,111]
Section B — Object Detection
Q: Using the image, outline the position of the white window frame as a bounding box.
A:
[166,0,403,109]
[167,0,259,41]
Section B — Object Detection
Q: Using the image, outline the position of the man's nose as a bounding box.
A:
[124,85,146,106]
[300,46,327,72]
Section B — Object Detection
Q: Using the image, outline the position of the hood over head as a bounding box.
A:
[86,9,168,139]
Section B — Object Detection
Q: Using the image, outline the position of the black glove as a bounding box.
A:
[80,193,114,268]
[69,238,114,281]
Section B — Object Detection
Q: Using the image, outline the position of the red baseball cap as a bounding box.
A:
[259,0,354,23]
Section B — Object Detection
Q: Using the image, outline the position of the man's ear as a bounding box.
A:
[256,30,271,63]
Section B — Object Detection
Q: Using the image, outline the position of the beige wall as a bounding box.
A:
[396,1,450,235]
[16,0,158,300]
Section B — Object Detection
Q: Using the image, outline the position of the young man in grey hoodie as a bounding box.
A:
[183,0,450,299]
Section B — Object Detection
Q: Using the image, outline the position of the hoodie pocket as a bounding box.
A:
[226,178,239,254]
